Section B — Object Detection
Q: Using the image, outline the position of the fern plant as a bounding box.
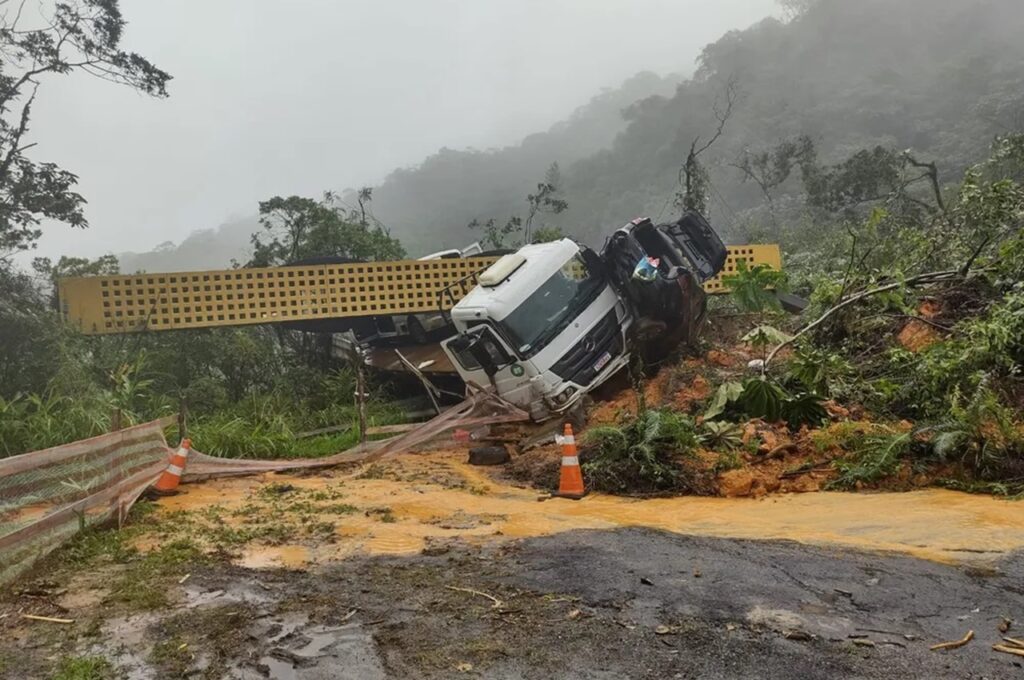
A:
[583,409,699,494]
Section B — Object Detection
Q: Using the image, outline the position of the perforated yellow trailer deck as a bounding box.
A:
[58,244,782,335]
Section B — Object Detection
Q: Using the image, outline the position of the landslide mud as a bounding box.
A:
[146,451,1024,567]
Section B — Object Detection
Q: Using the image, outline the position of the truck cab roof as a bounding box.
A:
[451,238,579,324]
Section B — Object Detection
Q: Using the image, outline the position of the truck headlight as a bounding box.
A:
[553,387,576,405]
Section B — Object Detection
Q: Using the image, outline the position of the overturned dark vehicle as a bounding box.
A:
[602,211,728,362]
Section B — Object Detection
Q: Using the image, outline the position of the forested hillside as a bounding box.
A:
[118,0,1024,267]
[553,0,1024,245]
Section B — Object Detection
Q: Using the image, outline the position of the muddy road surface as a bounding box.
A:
[2,453,1023,678]
[3,530,1023,678]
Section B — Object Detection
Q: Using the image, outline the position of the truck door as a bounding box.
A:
[442,326,533,405]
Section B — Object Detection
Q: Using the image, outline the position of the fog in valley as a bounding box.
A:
[25,0,778,268]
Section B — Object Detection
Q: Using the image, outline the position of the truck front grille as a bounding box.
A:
[550,310,622,387]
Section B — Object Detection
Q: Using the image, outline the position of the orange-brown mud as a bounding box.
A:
[135,451,1024,568]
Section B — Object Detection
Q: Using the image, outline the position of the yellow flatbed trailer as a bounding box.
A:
[58,244,782,336]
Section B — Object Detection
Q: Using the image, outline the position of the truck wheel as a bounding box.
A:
[468,445,510,466]
[407,316,428,344]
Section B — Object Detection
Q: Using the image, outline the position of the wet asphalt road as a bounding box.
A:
[490,528,1024,679]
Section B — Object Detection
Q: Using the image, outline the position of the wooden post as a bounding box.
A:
[110,407,123,433]
[355,360,368,444]
[178,397,189,442]
[340,331,368,444]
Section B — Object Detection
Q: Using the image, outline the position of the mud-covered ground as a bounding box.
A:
[4,450,1024,679]
[3,528,1022,679]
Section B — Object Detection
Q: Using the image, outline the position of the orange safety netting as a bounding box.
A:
[0,388,528,586]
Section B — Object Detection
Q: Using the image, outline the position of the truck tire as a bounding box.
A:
[468,445,510,466]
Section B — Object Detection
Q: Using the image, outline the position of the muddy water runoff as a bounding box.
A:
[150,451,1024,568]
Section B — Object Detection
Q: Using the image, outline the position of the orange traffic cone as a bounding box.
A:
[153,439,191,496]
[555,424,586,499]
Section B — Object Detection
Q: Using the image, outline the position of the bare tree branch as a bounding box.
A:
[902,152,947,215]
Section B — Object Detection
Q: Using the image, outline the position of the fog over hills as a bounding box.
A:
[119,0,1024,271]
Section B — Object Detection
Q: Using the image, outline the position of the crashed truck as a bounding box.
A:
[441,211,727,421]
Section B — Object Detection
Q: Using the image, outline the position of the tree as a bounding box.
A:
[32,253,118,308]
[777,0,819,21]
[250,192,404,267]
[0,0,171,257]
[469,162,569,248]
[733,136,816,227]
[523,163,569,244]
[675,76,738,216]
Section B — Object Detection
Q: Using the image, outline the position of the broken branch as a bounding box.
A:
[929,629,974,651]
[20,613,74,624]
[444,585,504,609]
[763,268,972,372]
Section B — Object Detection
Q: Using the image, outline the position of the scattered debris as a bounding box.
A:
[468,445,510,466]
[929,629,974,651]
[444,585,504,609]
[21,613,74,624]
[998,617,1013,633]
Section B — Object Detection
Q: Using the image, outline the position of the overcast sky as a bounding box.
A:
[27,0,778,261]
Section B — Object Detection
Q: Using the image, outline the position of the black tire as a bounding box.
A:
[407,315,429,344]
[468,445,510,466]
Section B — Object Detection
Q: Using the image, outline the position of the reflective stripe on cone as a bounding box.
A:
[555,424,586,500]
[153,439,191,495]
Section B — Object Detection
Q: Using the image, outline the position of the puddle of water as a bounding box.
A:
[149,451,1024,567]
[238,544,313,570]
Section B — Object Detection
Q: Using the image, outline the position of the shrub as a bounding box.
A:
[582,408,700,494]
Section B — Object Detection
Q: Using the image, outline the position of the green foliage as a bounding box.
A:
[582,408,699,494]
[723,262,789,313]
[781,392,829,429]
[699,420,744,450]
[927,379,1023,477]
[469,163,569,248]
[0,392,109,457]
[0,1,170,255]
[829,431,913,489]
[786,344,850,396]
[703,378,825,428]
[703,381,744,421]
[741,378,787,422]
[51,656,115,680]
[251,191,404,266]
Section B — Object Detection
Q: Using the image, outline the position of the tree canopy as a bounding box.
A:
[0,0,170,258]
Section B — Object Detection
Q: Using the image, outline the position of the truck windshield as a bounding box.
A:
[498,253,604,357]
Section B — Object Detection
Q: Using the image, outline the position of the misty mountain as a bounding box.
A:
[118,215,259,273]
[117,72,680,271]
[120,0,1024,271]
[548,0,1024,246]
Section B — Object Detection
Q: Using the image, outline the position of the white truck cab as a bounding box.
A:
[442,239,631,421]
[441,212,727,421]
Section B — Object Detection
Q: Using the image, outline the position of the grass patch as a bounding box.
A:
[936,478,1024,499]
[366,507,397,523]
[51,656,114,680]
[105,539,206,610]
[149,604,257,679]
[712,450,744,473]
